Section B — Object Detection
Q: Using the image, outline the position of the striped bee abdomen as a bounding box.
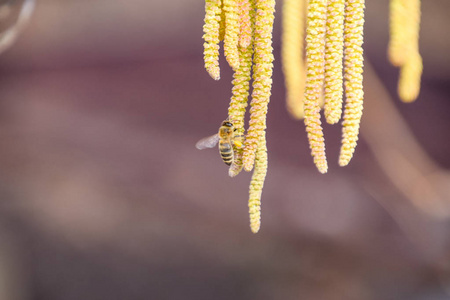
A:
[219,141,234,166]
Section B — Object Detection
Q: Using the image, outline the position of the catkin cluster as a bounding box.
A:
[202,0,423,233]
[282,0,366,172]
[203,0,275,233]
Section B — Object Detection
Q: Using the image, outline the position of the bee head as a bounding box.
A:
[222,121,233,128]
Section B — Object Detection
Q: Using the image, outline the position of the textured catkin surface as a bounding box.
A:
[248,135,267,233]
[339,0,365,167]
[303,0,328,174]
[228,45,253,177]
[324,0,345,124]
[223,0,240,70]
[242,0,275,172]
[238,0,252,48]
[0,1,449,299]
[203,0,222,80]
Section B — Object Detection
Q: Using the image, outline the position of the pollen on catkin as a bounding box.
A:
[324,0,345,125]
[248,135,267,233]
[339,0,365,167]
[303,0,328,174]
[242,0,275,172]
[197,0,431,234]
[223,0,240,70]
[238,0,252,48]
[228,43,254,177]
[203,0,222,80]
[282,0,306,120]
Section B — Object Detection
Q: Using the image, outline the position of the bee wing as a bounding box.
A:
[195,134,220,150]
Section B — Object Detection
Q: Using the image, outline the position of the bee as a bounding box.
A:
[196,120,243,166]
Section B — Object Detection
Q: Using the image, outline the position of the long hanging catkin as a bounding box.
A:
[199,0,423,233]
[339,0,365,167]
[303,0,328,174]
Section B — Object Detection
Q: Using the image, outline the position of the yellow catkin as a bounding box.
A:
[339,0,365,167]
[203,0,222,80]
[324,0,345,124]
[248,135,267,233]
[388,0,409,67]
[228,42,254,177]
[397,0,422,102]
[303,0,328,174]
[398,52,422,102]
[242,0,275,172]
[405,0,421,54]
[223,0,240,70]
[282,0,306,120]
[228,150,244,177]
[238,0,252,49]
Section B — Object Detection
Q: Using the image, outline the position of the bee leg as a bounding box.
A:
[234,140,243,148]
[233,134,245,148]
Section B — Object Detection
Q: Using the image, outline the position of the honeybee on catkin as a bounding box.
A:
[196,120,243,166]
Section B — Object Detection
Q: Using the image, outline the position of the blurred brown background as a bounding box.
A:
[0,0,448,299]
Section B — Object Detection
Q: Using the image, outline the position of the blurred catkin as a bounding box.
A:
[388,0,408,67]
[282,0,306,120]
[398,52,422,103]
[388,0,422,102]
